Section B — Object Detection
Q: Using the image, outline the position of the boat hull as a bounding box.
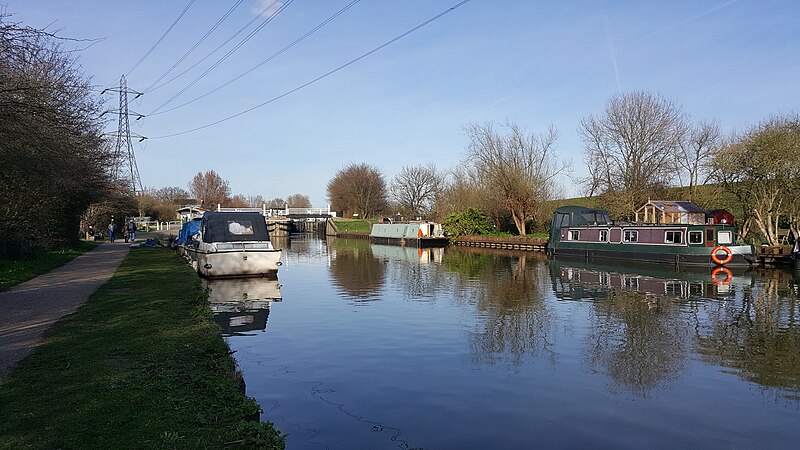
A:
[187,248,282,278]
[370,236,449,248]
[551,243,754,267]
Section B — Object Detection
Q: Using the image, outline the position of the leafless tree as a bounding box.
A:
[286,193,312,208]
[327,163,388,218]
[464,121,568,235]
[1,14,110,254]
[154,186,190,204]
[189,170,230,207]
[265,197,286,209]
[580,91,689,218]
[712,114,800,245]
[676,120,721,201]
[225,194,249,208]
[391,164,443,218]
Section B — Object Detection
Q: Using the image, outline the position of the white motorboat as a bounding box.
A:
[185,211,282,278]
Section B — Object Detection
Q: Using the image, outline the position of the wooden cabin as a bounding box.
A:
[635,200,706,225]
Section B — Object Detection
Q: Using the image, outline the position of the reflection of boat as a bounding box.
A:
[185,212,282,278]
[548,206,756,267]
[549,258,749,300]
[370,222,449,247]
[369,243,444,264]
[204,277,282,336]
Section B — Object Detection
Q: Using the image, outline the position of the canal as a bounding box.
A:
[208,237,800,449]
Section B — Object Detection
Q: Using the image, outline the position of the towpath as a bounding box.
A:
[0,243,129,380]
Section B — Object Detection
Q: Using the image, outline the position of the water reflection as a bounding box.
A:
[205,277,282,336]
[326,238,386,301]
[695,268,800,398]
[443,247,556,366]
[372,244,447,301]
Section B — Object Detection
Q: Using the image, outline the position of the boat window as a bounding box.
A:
[665,230,682,244]
[623,230,638,242]
[706,229,714,242]
[569,230,580,240]
[599,230,608,242]
[718,231,733,244]
[227,220,254,235]
[689,231,703,244]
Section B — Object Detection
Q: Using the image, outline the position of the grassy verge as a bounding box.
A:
[0,241,99,291]
[332,218,376,233]
[0,248,284,449]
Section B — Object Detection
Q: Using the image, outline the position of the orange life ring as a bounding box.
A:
[711,266,733,285]
[711,245,733,265]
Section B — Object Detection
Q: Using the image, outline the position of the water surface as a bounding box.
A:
[213,237,800,449]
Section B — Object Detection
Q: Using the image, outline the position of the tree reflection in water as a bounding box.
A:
[327,238,386,302]
[443,247,556,367]
[696,269,800,400]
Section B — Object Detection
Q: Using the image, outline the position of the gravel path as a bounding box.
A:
[0,243,130,380]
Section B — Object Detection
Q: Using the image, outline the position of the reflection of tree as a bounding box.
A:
[443,247,555,367]
[696,272,800,396]
[327,238,385,301]
[584,292,688,397]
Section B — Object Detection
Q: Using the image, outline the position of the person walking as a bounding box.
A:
[126,220,137,243]
[108,220,116,243]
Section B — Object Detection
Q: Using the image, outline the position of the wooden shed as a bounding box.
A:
[635,200,707,225]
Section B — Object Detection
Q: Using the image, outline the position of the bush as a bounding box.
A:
[443,208,492,238]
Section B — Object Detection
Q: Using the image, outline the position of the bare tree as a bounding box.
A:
[327,163,388,218]
[189,170,230,207]
[225,194,249,208]
[1,14,110,254]
[713,114,800,245]
[391,164,443,218]
[155,186,190,204]
[286,193,312,208]
[580,91,689,218]
[464,122,567,235]
[265,197,286,209]
[676,121,721,201]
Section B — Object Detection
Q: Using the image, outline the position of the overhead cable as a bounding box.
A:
[149,0,361,116]
[148,0,473,139]
[142,0,245,92]
[145,0,286,94]
[147,0,293,115]
[125,0,197,76]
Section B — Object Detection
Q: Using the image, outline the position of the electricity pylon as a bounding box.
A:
[102,75,145,194]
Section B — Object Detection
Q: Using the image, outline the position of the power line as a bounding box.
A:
[147,0,294,115]
[141,0,245,92]
[149,0,361,117]
[148,0,473,140]
[126,0,197,76]
[144,0,285,94]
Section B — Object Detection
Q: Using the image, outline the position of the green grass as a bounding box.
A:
[332,218,376,233]
[0,241,99,291]
[0,248,284,449]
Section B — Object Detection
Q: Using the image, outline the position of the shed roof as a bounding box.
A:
[639,200,705,214]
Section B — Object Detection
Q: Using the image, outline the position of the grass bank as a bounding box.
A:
[0,240,99,291]
[0,247,284,449]
[332,218,376,233]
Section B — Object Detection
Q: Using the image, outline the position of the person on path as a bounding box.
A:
[108,221,116,243]
[126,220,137,243]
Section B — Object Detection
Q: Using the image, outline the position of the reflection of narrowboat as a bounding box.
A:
[204,277,282,336]
[185,212,282,278]
[548,206,756,267]
[370,222,449,247]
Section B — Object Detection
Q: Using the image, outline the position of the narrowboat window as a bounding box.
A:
[599,230,608,242]
[689,231,703,244]
[718,231,733,244]
[665,230,682,244]
[623,230,638,242]
[569,230,580,240]
[706,229,714,241]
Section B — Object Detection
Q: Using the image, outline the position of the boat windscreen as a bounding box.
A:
[202,212,270,242]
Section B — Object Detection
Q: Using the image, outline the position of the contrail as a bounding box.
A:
[604,16,622,92]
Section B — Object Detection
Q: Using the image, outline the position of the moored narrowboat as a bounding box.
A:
[370,221,449,247]
[547,206,756,267]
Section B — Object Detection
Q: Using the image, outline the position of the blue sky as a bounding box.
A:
[5,0,799,205]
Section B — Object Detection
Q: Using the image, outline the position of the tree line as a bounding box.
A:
[328,92,799,245]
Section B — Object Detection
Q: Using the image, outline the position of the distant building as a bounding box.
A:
[176,205,208,221]
[635,200,707,225]
[705,209,735,226]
